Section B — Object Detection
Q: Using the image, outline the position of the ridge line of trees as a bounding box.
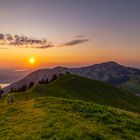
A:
[10,81,35,93]
[9,72,71,93]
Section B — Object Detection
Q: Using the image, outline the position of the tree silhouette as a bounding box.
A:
[18,87,22,92]
[66,72,70,74]
[0,86,3,98]
[10,87,14,93]
[29,81,34,89]
[42,78,45,84]
[51,74,58,82]
[21,84,27,92]
[14,88,17,92]
[45,78,49,84]
[39,78,46,84]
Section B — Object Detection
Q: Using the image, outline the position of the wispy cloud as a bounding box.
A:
[0,33,4,40]
[13,69,28,72]
[0,33,53,49]
[61,39,89,46]
[0,33,89,49]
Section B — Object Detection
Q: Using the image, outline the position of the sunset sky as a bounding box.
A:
[0,0,140,69]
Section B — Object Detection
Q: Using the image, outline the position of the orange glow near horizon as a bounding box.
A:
[0,1,140,69]
[0,44,140,69]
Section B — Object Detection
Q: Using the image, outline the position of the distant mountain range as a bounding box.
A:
[3,61,140,95]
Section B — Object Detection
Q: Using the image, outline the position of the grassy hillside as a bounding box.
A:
[21,74,140,113]
[0,96,140,140]
[0,74,140,139]
[121,79,140,96]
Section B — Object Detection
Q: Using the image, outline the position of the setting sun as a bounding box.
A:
[29,57,35,64]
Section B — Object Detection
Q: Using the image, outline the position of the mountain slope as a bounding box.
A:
[121,80,140,96]
[13,74,140,112]
[3,61,140,95]
[1,75,140,139]
[0,96,140,140]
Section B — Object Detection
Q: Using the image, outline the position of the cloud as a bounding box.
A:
[0,33,89,49]
[36,43,54,49]
[61,39,89,46]
[0,33,53,49]
[0,33,4,40]
[13,69,28,72]
[6,34,13,41]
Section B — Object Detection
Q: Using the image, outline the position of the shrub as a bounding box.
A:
[51,74,58,82]
[0,86,4,97]
[29,81,35,89]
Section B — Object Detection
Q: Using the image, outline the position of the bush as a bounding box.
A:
[51,74,58,82]
[29,81,35,89]
[0,86,4,97]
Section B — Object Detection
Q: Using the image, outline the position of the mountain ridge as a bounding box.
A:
[29,74,140,112]
[3,61,140,95]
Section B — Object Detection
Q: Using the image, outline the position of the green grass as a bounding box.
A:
[0,74,140,139]
[15,74,140,113]
[121,80,140,96]
[0,96,140,140]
